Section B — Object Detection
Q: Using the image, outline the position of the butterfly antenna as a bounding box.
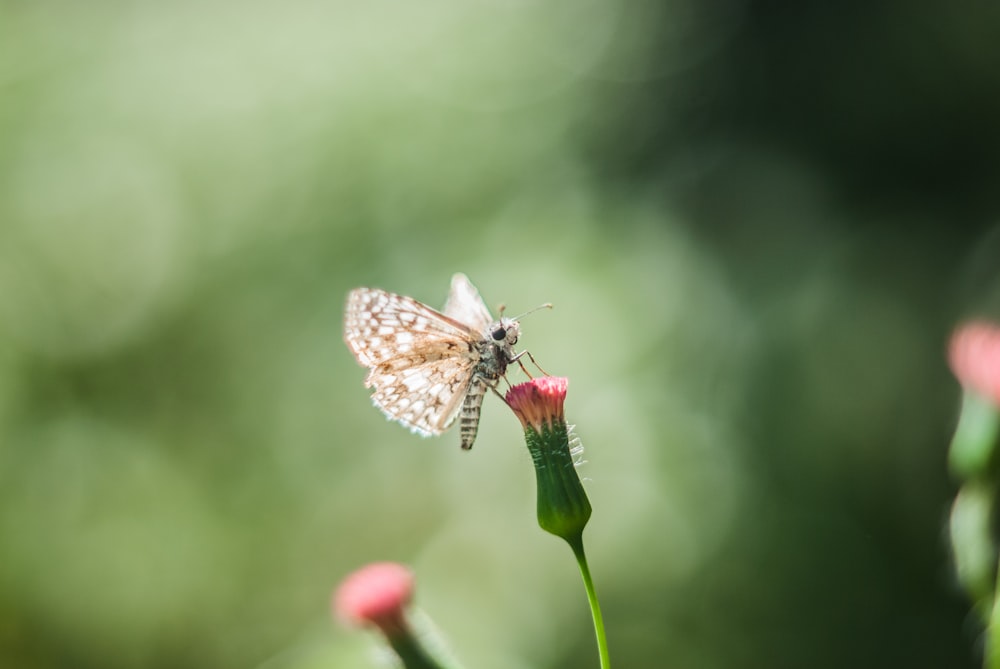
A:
[511,303,553,322]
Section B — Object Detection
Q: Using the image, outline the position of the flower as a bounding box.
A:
[505,377,591,542]
[948,322,1000,640]
[334,562,414,636]
[334,563,459,669]
[948,322,1000,480]
[505,377,611,666]
[949,321,1000,407]
[506,376,568,432]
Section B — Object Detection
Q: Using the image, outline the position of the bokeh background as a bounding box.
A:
[2,1,1000,668]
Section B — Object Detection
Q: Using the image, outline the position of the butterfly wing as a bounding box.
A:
[344,285,479,435]
[345,286,474,367]
[366,354,475,435]
[443,273,494,335]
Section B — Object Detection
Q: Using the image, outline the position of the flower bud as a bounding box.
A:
[334,562,455,669]
[334,562,414,636]
[506,377,591,542]
[949,322,1000,478]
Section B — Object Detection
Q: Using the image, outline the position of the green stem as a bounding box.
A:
[988,559,1000,669]
[567,532,610,669]
[387,641,438,669]
[385,621,455,669]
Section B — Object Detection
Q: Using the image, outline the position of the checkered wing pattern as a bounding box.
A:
[344,282,482,436]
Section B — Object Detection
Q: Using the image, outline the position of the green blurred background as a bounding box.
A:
[2,1,999,667]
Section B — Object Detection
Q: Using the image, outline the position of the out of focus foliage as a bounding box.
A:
[2,1,1000,668]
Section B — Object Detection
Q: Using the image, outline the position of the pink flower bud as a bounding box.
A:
[334,562,414,637]
[505,376,568,432]
[949,322,1000,406]
[505,376,590,541]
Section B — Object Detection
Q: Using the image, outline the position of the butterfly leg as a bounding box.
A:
[509,350,550,378]
[487,376,511,404]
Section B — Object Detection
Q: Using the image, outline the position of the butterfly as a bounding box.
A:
[343,273,547,450]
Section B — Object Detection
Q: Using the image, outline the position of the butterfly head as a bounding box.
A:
[489,318,520,348]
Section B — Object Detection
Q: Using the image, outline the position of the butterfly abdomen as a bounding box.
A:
[459,378,488,450]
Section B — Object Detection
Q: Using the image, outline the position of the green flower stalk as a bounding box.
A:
[506,377,610,669]
[334,562,462,669]
[948,322,1000,669]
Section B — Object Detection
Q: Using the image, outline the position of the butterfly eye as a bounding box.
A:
[492,327,507,341]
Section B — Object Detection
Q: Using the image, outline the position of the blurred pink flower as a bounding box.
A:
[949,322,1000,406]
[333,562,414,636]
[505,376,568,432]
